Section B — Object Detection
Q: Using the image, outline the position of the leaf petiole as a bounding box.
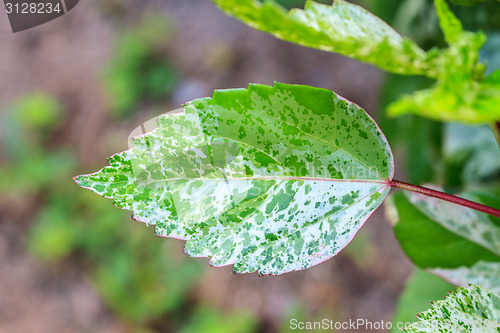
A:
[391,180,500,218]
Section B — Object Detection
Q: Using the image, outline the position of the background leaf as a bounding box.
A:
[376,74,442,185]
[76,83,394,275]
[103,14,179,118]
[436,0,464,44]
[388,65,500,123]
[391,268,454,332]
[432,261,500,294]
[450,0,489,6]
[403,285,500,332]
[388,0,499,123]
[212,0,436,76]
[443,123,500,184]
[388,191,500,293]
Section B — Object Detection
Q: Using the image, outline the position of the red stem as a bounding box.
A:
[390,179,500,218]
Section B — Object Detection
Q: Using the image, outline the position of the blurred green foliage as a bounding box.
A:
[103,15,179,118]
[374,0,500,187]
[0,92,73,192]
[372,0,500,327]
[180,307,257,333]
[443,123,500,186]
[278,305,335,333]
[342,229,376,268]
[377,75,442,185]
[390,269,454,332]
[13,92,62,131]
[481,32,500,74]
[450,0,487,6]
[374,0,500,47]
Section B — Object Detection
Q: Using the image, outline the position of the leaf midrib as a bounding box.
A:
[91,176,388,185]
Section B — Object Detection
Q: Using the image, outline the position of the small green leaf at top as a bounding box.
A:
[212,0,437,76]
[75,83,394,275]
[388,0,500,123]
[403,284,500,332]
[387,67,500,123]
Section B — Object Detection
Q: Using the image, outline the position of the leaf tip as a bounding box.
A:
[73,174,86,187]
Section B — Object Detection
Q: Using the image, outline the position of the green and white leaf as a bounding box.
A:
[75,83,394,275]
[404,190,500,257]
[388,190,500,295]
[432,261,500,294]
[212,0,437,76]
[403,285,500,332]
[388,0,500,123]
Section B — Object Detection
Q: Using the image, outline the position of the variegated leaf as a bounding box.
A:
[404,191,500,257]
[404,285,500,333]
[75,83,394,275]
[388,190,500,298]
[432,261,500,294]
[212,0,437,76]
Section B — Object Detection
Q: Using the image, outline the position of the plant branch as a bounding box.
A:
[390,179,500,218]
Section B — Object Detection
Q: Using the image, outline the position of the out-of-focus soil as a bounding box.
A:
[0,1,413,332]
